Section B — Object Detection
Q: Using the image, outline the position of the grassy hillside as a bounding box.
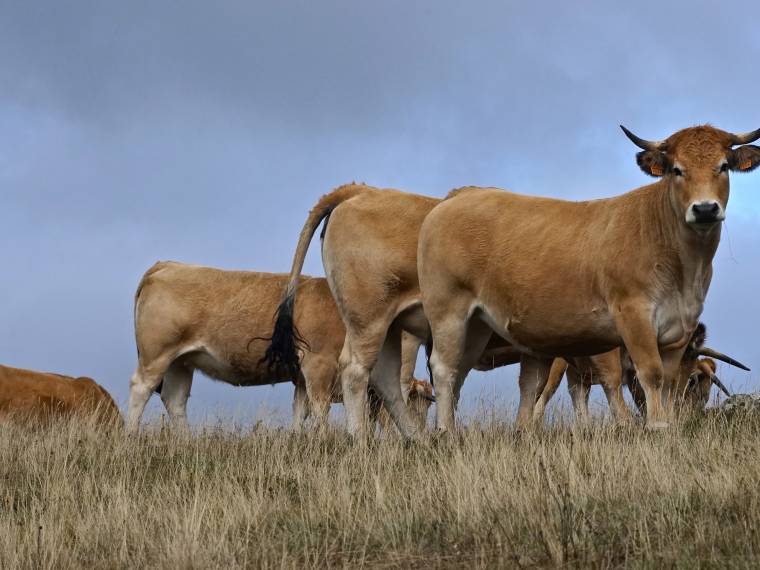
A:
[1,412,759,568]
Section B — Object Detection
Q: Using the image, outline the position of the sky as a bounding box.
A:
[1,1,759,426]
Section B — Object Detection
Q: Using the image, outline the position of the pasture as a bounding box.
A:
[3,409,760,569]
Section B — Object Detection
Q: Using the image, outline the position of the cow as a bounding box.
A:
[0,364,121,425]
[534,323,748,419]
[417,125,759,431]
[265,185,443,439]
[264,184,632,438]
[125,261,433,433]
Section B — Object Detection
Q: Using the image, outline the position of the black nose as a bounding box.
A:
[691,202,721,223]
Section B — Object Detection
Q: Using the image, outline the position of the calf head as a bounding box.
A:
[407,379,435,430]
[683,358,721,411]
[675,323,746,412]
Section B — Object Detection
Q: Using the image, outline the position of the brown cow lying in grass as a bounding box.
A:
[0,364,121,425]
[127,261,434,433]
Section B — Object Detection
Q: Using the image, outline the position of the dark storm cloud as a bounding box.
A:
[1,1,759,421]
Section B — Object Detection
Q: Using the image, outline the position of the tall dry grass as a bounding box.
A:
[1,409,759,569]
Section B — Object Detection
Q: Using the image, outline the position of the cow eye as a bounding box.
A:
[672,167,683,177]
[720,162,729,173]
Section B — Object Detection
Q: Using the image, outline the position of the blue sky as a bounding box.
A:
[1,1,759,424]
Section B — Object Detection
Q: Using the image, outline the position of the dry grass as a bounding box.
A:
[2,410,760,569]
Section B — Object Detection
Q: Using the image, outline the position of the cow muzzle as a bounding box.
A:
[686,200,725,226]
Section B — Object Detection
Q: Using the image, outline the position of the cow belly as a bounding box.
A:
[183,350,288,387]
[477,304,620,357]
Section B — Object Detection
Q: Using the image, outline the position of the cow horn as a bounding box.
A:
[620,125,667,151]
[698,347,751,371]
[710,375,732,397]
[731,128,760,146]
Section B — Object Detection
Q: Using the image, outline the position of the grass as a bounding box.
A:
[1,409,760,569]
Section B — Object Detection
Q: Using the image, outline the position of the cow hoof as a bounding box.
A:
[645,420,670,431]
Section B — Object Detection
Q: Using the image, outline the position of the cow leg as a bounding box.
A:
[534,358,568,420]
[301,356,335,431]
[368,325,421,440]
[292,380,310,430]
[126,355,174,432]
[400,331,423,403]
[516,355,554,430]
[367,388,385,435]
[452,323,492,403]
[613,304,667,428]
[592,350,632,422]
[660,346,689,417]
[566,365,590,419]
[626,374,647,416]
[159,362,192,432]
[429,312,492,432]
[339,320,390,439]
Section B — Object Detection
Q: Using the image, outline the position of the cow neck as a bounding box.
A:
[660,178,721,300]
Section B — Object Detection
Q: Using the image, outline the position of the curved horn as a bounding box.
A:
[620,125,666,151]
[698,347,751,371]
[731,128,760,146]
[710,375,732,397]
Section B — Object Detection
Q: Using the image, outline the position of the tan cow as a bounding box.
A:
[0,364,121,425]
[264,184,632,438]
[126,261,433,432]
[265,185,442,439]
[418,125,760,431]
[534,323,747,418]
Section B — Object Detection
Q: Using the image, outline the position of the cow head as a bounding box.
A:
[621,125,760,232]
[407,379,435,430]
[674,323,747,412]
[682,358,721,411]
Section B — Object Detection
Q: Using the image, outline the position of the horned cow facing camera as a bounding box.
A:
[418,125,760,431]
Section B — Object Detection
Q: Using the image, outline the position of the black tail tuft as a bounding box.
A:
[425,338,434,386]
[258,293,309,378]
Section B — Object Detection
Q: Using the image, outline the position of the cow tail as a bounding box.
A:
[260,184,368,377]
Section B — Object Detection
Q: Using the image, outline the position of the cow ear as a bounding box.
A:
[729,145,760,172]
[636,150,669,177]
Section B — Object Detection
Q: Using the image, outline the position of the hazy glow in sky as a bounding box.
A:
[1,1,759,424]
